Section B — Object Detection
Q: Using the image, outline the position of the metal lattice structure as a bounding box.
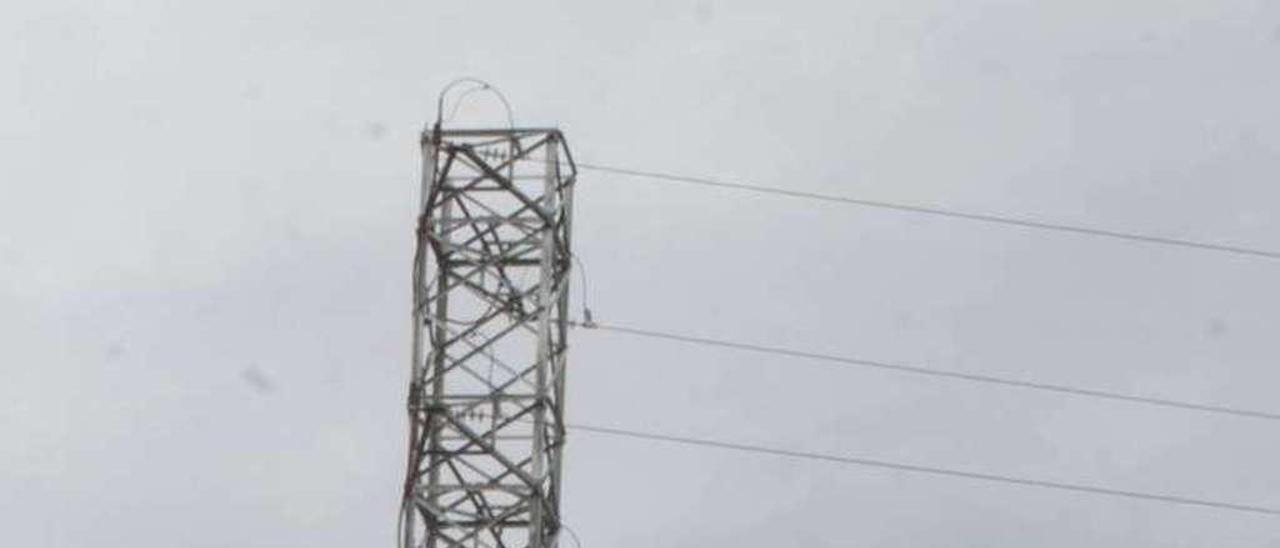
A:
[401,125,577,548]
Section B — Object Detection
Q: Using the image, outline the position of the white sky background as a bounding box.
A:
[3,0,1280,545]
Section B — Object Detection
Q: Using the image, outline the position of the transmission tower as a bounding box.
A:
[400,121,577,548]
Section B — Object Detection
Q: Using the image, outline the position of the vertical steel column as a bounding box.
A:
[401,126,576,548]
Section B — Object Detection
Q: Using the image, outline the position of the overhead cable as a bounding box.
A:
[575,321,1280,423]
[572,161,1280,262]
[569,422,1280,517]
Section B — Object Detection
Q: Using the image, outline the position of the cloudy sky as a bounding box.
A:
[4,0,1280,546]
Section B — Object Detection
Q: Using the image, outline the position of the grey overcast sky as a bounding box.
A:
[4,0,1280,546]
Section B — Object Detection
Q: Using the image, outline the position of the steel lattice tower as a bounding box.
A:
[400,124,577,548]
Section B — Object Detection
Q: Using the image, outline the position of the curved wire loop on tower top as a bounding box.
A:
[434,77,516,132]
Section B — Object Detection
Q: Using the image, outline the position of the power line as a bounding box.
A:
[570,161,1280,262]
[574,321,1280,423]
[568,422,1280,517]
[559,522,584,548]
